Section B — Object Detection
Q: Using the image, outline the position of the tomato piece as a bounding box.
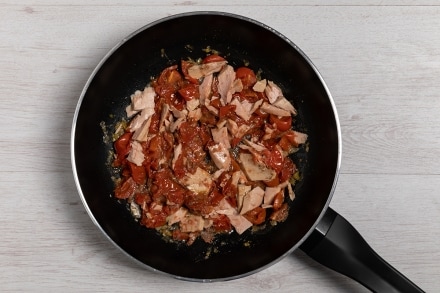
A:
[264,176,280,187]
[141,209,167,228]
[155,84,176,104]
[147,112,160,134]
[134,192,151,206]
[235,88,259,102]
[212,214,232,232]
[218,104,236,118]
[208,189,224,207]
[231,137,242,148]
[210,97,221,109]
[222,177,237,208]
[152,169,186,205]
[157,65,182,86]
[243,207,266,225]
[184,194,213,216]
[200,106,217,126]
[172,155,185,179]
[128,162,146,185]
[172,229,190,241]
[270,203,289,222]
[114,177,136,199]
[146,135,163,170]
[178,121,199,145]
[178,83,199,101]
[114,132,132,162]
[263,149,284,174]
[235,67,257,88]
[269,115,292,132]
[278,130,301,151]
[279,159,296,183]
[202,54,226,63]
[181,60,199,84]
[272,191,284,210]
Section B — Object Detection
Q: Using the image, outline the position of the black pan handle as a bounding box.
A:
[300,207,424,293]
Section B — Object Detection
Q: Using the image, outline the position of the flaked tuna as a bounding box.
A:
[208,142,231,170]
[188,61,227,79]
[127,140,144,166]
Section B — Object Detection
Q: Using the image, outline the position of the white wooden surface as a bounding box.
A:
[1,1,439,292]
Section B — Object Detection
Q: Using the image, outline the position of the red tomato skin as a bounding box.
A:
[114,177,136,199]
[243,207,266,225]
[114,132,132,165]
[235,67,257,88]
[263,149,284,174]
[178,84,199,101]
[128,162,146,185]
[278,130,300,151]
[212,214,232,232]
[141,210,167,228]
[157,65,181,86]
[202,54,226,63]
[279,159,296,183]
[134,192,151,206]
[269,115,292,132]
[218,104,236,118]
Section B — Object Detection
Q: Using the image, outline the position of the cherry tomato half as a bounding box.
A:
[113,132,132,166]
[218,104,236,118]
[157,65,182,86]
[269,115,292,132]
[263,149,284,174]
[178,83,199,101]
[235,67,257,88]
[202,54,226,63]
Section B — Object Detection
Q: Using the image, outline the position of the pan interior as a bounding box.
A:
[72,12,340,281]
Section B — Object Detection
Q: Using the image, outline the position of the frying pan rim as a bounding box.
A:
[70,10,342,282]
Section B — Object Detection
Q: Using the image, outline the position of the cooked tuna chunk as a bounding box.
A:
[199,73,213,104]
[226,119,250,139]
[293,130,308,145]
[231,98,252,121]
[239,153,276,182]
[127,140,144,166]
[167,207,188,225]
[264,80,283,104]
[129,106,156,132]
[272,96,297,115]
[240,186,265,215]
[208,143,231,170]
[188,61,227,79]
[181,167,213,196]
[180,214,205,232]
[132,116,152,142]
[227,214,253,235]
[252,79,267,92]
[260,102,291,116]
[217,65,235,105]
[132,86,156,111]
[264,186,281,206]
[237,184,251,212]
[211,126,231,149]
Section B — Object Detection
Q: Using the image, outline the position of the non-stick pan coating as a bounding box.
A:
[72,12,340,281]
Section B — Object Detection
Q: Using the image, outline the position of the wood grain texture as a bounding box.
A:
[1,1,439,292]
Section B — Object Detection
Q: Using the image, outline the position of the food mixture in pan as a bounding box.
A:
[111,54,307,245]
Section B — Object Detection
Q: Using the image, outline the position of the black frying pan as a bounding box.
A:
[71,11,423,292]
